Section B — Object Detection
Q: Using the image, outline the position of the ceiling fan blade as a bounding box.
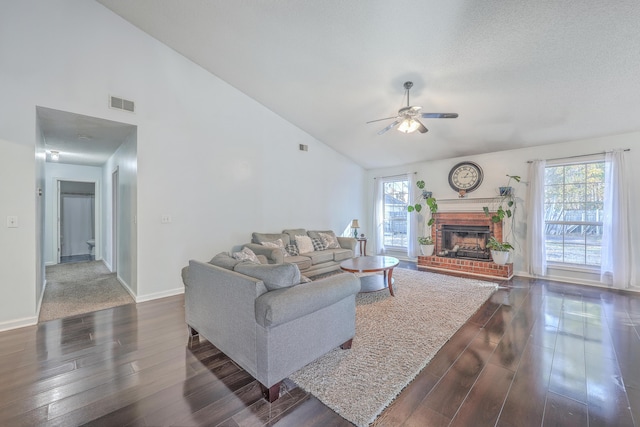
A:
[366,116,399,124]
[378,120,400,135]
[416,119,429,133]
[421,113,459,119]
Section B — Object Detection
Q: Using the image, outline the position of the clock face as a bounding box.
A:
[448,162,483,193]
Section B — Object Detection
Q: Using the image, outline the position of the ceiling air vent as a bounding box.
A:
[109,95,135,113]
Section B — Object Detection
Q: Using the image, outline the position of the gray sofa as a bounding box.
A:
[184,254,360,402]
[244,228,356,277]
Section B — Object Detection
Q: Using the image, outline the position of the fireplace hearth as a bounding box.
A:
[418,211,513,279]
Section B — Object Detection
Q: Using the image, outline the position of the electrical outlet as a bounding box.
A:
[161,215,172,224]
[7,216,18,228]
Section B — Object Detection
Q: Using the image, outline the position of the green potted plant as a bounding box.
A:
[407,180,438,256]
[486,236,514,265]
[482,174,521,224]
[417,236,435,256]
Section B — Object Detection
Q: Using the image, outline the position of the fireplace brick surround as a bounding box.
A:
[417,211,514,280]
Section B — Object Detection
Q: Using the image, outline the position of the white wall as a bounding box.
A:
[102,130,137,295]
[0,139,37,331]
[367,132,640,290]
[0,0,366,325]
[44,163,103,265]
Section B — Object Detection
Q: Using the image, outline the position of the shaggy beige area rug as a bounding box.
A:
[290,268,498,427]
[40,261,135,322]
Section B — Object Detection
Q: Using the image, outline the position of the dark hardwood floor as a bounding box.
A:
[1,266,638,426]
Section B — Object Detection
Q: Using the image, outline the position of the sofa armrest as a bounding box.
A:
[255,273,360,328]
[243,243,284,264]
[337,236,356,251]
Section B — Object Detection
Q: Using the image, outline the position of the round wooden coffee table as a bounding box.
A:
[340,256,400,296]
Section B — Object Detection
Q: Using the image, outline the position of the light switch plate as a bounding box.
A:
[7,216,18,228]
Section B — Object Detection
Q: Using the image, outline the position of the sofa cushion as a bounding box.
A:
[295,235,314,254]
[252,232,291,246]
[208,252,241,270]
[318,231,340,249]
[234,262,301,291]
[307,250,335,265]
[255,273,360,328]
[285,255,312,271]
[332,248,353,262]
[283,229,307,243]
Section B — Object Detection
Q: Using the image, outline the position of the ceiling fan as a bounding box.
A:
[367,81,458,135]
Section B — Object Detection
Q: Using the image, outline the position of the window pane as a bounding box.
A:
[545,166,564,185]
[543,160,605,267]
[564,164,586,183]
[383,179,408,249]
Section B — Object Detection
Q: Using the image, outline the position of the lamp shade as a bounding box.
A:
[351,219,360,228]
[397,118,420,133]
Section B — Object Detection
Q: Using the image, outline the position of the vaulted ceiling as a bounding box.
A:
[96,0,640,169]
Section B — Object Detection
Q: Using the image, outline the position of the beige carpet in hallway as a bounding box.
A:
[40,261,135,322]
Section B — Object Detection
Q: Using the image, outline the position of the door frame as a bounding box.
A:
[55,178,100,264]
[111,167,119,273]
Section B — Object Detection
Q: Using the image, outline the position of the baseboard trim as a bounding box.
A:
[514,270,640,293]
[135,287,184,303]
[116,274,137,302]
[0,316,38,332]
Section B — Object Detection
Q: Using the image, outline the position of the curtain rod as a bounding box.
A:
[373,171,417,180]
[527,148,630,163]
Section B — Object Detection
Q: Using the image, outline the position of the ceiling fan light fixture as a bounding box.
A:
[397,118,420,133]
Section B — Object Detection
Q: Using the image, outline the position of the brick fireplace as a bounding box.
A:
[417,211,513,279]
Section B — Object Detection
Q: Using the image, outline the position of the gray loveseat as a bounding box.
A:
[244,228,356,277]
[184,253,360,402]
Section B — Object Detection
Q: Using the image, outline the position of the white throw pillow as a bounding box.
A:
[319,232,340,249]
[261,238,289,257]
[295,235,315,254]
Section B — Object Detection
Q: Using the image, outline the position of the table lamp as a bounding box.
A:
[351,219,360,238]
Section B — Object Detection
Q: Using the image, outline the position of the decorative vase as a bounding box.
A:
[420,244,435,257]
[491,250,510,265]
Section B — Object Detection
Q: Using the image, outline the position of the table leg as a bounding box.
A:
[387,268,395,296]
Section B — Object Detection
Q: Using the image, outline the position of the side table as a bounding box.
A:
[356,238,367,256]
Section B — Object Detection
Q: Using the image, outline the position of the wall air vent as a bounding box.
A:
[109,95,135,113]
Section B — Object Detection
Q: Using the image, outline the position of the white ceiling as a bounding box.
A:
[96,0,640,169]
[38,107,135,166]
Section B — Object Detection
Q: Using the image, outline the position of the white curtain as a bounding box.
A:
[526,160,547,276]
[373,178,386,255]
[407,173,419,258]
[61,194,94,256]
[601,150,633,288]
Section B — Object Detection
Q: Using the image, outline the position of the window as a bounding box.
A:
[382,178,409,249]
[544,161,605,266]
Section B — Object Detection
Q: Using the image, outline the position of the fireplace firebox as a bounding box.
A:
[440,225,491,260]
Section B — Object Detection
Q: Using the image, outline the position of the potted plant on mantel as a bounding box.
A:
[482,174,521,224]
[407,180,438,256]
[486,236,514,265]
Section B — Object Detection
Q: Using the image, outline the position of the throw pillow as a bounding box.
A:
[232,247,260,263]
[295,235,314,254]
[261,238,290,257]
[318,232,340,249]
[285,244,299,256]
[311,237,326,251]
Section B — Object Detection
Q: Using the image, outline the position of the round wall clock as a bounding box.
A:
[448,161,483,196]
